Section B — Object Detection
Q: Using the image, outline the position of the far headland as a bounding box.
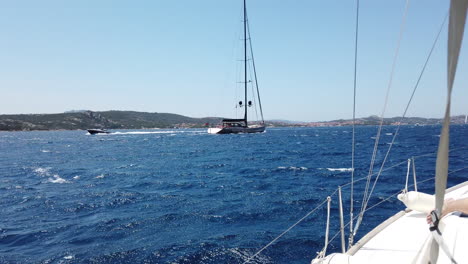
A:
[0,110,466,131]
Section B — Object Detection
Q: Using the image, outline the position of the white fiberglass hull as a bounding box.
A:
[207,127,222,134]
[207,126,265,134]
[312,181,468,264]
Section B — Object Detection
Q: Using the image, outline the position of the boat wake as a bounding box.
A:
[91,130,205,136]
[277,166,308,171]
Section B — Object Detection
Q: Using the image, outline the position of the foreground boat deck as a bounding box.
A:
[352,182,468,263]
[351,210,429,262]
[315,181,468,264]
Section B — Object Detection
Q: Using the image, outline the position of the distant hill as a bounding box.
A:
[0,111,466,131]
[266,115,467,127]
[328,115,443,125]
[292,115,467,127]
[0,111,221,131]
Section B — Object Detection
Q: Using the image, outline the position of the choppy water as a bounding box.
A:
[0,126,467,263]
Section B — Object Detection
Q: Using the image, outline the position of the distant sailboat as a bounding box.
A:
[208,0,265,134]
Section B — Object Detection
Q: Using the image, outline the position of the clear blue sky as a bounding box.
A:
[0,0,467,121]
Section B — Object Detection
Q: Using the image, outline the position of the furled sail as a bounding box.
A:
[431,0,468,262]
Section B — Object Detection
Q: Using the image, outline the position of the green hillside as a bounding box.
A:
[0,111,221,131]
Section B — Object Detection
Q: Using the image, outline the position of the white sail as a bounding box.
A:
[430,1,468,262]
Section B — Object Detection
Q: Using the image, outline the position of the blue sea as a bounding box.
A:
[0,126,467,263]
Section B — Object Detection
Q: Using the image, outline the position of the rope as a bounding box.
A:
[448,166,468,174]
[246,12,265,124]
[323,166,468,251]
[411,146,468,162]
[349,0,360,246]
[339,146,467,190]
[361,12,447,219]
[324,178,429,250]
[358,12,448,235]
[248,55,260,122]
[243,159,468,264]
[340,159,408,189]
[358,0,411,231]
[243,159,411,263]
[325,190,401,252]
[241,10,258,122]
[356,0,454,237]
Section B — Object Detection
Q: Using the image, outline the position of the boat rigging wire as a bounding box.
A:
[321,166,468,252]
[354,12,448,238]
[242,198,330,264]
[355,0,410,237]
[248,57,260,122]
[349,0,360,247]
[246,10,265,124]
[338,146,468,191]
[242,147,468,263]
[357,0,412,229]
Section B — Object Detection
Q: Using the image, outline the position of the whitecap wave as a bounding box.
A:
[277,166,308,171]
[34,167,52,176]
[96,174,105,179]
[48,174,69,184]
[327,168,354,172]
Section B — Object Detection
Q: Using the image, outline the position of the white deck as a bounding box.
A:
[352,210,430,262]
[313,181,468,264]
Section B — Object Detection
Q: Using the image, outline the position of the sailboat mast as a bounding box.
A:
[243,0,248,125]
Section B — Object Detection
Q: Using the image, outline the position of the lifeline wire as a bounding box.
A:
[242,198,330,264]
[325,166,468,250]
[243,148,467,263]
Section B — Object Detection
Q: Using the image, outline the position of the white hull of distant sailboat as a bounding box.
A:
[207,128,222,134]
[207,125,265,134]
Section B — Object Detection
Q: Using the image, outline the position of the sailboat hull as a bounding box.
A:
[207,125,265,134]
